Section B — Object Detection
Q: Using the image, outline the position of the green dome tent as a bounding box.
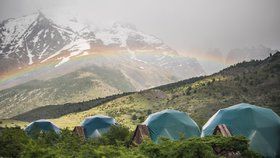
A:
[143,109,200,142]
[25,120,61,137]
[201,103,280,158]
[81,115,116,138]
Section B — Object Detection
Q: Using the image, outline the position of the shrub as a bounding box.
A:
[96,125,132,146]
[132,114,138,120]
[0,127,261,158]
[79,145,145,158]
[54,129,83,157]
[0,127,29,157]
[21,142,58,158]
[241,87,248,93]
[139,137,216,158]
[140,136,261,158]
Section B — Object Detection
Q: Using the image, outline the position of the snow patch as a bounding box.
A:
[27,49,34,65]
[79,51,89,56]
[25,39,34,65]
[2,13,38,46]
[33,35,39,43]
[39,45,49,59]
[51,32,55,38]
[128,48,148,64]
[95,22,163,48]
[53,39,90,67]
[55,57,69,67]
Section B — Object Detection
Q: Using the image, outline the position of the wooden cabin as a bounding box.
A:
[213,124,232,137]
[73,126,85,140]
[130,124,150,146]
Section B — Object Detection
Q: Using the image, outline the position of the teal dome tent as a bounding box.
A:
[81,115,116,138]
[144,109,200,142]
[25,120,61,136]
[201,103,280,158]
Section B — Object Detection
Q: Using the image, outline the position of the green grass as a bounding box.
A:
[0,119,29,128]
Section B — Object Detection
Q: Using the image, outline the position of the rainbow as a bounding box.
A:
[0,49,226,90]
[0,50,172,89]
[179,49,226,64]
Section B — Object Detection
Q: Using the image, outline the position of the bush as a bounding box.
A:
[21,142,58,158]
[140,137,216,158]
[241,87,248,93]
[140,136,261,158]
[78,145,145,158]
[95,125,132,146]
[0,127,260,158]
[0,127,29,157]
[132,114,138,120]
[140,138,215,158]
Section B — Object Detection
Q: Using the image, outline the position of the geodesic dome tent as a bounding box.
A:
[25,119,61,136]
[81,115,116,138]
[201,103,280,158]
[143,109,200,142]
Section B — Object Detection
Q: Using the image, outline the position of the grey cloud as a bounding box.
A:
[1,0,279,52]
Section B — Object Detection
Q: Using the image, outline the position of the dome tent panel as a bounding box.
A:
[144,109,200,142]
[202,103,280,158]
[249,130,275,158]
[81,115,116,138]
[25,119,61,136]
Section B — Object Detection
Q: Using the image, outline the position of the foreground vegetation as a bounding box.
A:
[0,126,260,158]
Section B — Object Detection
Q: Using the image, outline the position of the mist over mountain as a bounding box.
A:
[226,45,277,65]
[184,45,277,75]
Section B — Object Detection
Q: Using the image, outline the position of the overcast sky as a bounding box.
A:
[1,0,280,53]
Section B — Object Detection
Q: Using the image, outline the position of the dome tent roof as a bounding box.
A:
[25,119,60,136]
[144,109,200,142]
[81,115,116,138]
[202,103,280,158]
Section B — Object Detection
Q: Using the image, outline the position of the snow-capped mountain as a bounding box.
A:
[0,12,205,118]
[0,12,171,71]
[0,12,205,89]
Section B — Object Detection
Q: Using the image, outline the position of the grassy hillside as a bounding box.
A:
[0,65,135,119]
[51,52,279,129]
[13,92,133,122]
[2,52,280,129]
